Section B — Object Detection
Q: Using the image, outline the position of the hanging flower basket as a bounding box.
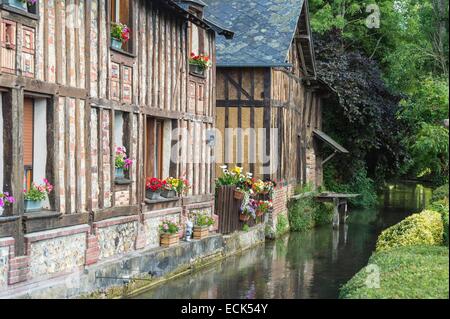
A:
[256,209,265,217]
[239,214,250,222]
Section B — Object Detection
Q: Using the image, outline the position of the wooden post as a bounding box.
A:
[332,197,339,229]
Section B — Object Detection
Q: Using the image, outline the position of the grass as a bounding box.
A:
[340,245,449,299]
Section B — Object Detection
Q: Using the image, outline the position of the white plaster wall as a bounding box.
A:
[33,99,49,208]
[163,120,172,178]
[0,93,3,216]
[114,111,124,148]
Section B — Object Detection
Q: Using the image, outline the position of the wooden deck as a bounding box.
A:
[314,193,360,229]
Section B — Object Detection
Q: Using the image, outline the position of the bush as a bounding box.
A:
[340,246,449,299]
[313,202,335,226]
[431,183,449,202]
[376,210,443,252]
[442,210,449,246]
[288,198,315,232]
[276,213,289,237]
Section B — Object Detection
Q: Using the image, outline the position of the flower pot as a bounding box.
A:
[161,189,177,199]
[256,210,265,217]
[160,233,179,247]
[189,63,205,76]
[7,0,28,11]
[234,190,245,200]
[146,189,161,200]
[239,214,250,222]
[111,38,123,50]
[24,200,43,213]
[193,226,209,240]
[115,167,125,179]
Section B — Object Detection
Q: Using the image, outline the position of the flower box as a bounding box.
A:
[160,233,179,247]
[234,190,245,200]
[24,199,43,213]
[161,189,177,199]
[111,38,123,50]
[189,63,205,76]
[115,167,125,179]
[146,189,161,200]
[7,0,28,11]
[193,226,209,240]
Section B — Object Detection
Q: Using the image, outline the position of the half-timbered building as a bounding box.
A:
[0,0,231,293]
[204,0,346,235]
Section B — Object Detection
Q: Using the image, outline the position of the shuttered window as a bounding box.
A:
[145,117,165,180]
[23,98,34,190]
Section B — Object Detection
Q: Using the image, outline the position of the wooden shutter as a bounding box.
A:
[23,98,34,166]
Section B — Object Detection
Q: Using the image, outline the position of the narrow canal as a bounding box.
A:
[132,182,432,299]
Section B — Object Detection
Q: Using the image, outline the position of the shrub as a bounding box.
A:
[431,183,449,202]
[442,210,449,246]
[340,246,449,299]
[314,202,335,226]
[288,198,315,232]
[376,210,443,252]
[276,213,289,237]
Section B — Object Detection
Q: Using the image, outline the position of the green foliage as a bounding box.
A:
[442,210,449,246]
[340,245,449,299]
[276,214,289,237]
[431,183,449,202]
[242,224,250,232]
[194,213,215,227]
[376,210,444,252]
[324,164,378,208]
[288,192,334,231]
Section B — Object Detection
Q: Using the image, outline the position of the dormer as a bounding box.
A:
[176,0,206,18]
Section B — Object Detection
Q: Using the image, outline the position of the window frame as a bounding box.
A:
[0,1,39,20]
[109,0,135,56]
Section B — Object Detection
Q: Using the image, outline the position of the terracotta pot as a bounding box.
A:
[256,210,265,217]
[239,214,250,222]
[160,233,179,247]
[234,190,244,200]
[193,226,209,240]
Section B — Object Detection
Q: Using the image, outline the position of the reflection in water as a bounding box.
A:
[132,182,432,299]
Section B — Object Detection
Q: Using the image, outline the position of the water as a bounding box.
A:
[133,182,432,299]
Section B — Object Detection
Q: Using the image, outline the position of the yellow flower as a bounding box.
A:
[231,166,243,175]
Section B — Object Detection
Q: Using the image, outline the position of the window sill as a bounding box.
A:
[144,197,180,205]
[110,46,136,59]
[0,4,39,20]
[115,178,132,185]
[0,215,20,224]
[23,211,62,221]
[189,71,207,80]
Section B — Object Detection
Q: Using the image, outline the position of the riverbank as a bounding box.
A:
[0,224,265,299]
[340,245,449,299]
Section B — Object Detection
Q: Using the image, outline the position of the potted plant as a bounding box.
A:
[0,192,15,209]
[189,53,211,76]
[256,199,272,217]
[114,146,133,179]
[23,179,53,213]
[193,213,215,240]
[239,198,257,222]
[7,0,35,12]
[145,177,166,200]
[111,22,130,50]
[159,219,180,247]
[216,165,251,199]
[161,177,179,199]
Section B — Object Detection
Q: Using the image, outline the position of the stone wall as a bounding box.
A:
[143,208,182,249]
[25,225,89,280]
[93,216,139,261]
[0,238,13,288]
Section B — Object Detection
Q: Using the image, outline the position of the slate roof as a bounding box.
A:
[203,0,305,67]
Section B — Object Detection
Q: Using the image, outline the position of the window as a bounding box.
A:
[189,22,204,57]
[23,97,47,194]
[110,0,132,53]
[145,117,172,181]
